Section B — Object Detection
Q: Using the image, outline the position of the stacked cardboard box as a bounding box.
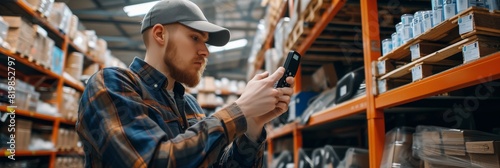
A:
[68,14,79,40]
[90,38,107,64]
[24,0,54,17]
[3,16,35,56]
[16,119,33,150]
[0,17,8,45]
[55,156,84,168]
[64,52,84,81]
[31,25,54,68]
[48,2,72,34]
[56,128,79,150]
[59,87,80,121]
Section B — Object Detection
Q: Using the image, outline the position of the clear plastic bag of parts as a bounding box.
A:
[380,127,420,168]
[413,125,500,168]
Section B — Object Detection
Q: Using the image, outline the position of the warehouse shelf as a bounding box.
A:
[0,47,59,79]
[60,118,77,126]
[268,122,297,139]
[63,75,85,92]
[0,106,57,122]
[2,148,55,157]
[306,95,367,127]
[68,42,100,67]
[376,52,500,109]
[0,0,65,45]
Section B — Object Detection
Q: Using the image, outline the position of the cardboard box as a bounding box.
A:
[312,64,338,91]
[0,17,9,44]
[68,14,79,40]
[25,0,54,17]
[82,63,100,77]
[3,16,35,56]
[377,78,410,94]
[64,52,84,81]
[344,148,369,168]
[72,30,88,53]
[376,59,395,76]
[462,37,500,63]
[458,11,500,36]
[16,119,33,150]
[48,2,72,34]
[421,131,443,156]
[466,141,500,168]
[410,43,446,61]
[52,46,64,74]
[85,30,98,49]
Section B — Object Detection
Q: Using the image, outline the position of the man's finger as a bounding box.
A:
[253,71,269,80]
[268,67,285,82]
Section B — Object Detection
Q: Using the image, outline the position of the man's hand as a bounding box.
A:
[235,67,285,119]
[235,68,295,142]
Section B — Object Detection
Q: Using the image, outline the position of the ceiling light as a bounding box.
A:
[123,1,159,17]
[209,39,248,53]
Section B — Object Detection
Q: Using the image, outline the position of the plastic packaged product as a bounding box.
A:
[298,148,313,168]
[457,0,470,13]
[382,38,393,56]
[299,87,337,124]
[323,145,350,168]
[337,148,369,168]
[391,32,400,49]
[272,150,293,168]
[412,15,423,37]
[380,127,420,168]
[422,10,433,33]
[412,125,500,168]
[401,14,414,26]
[432,8,444,27]
[396,22,403,46]
[443,0,457,20]
[401,24,413,44]
[488,0,499,11]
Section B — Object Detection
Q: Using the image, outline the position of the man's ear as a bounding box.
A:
[152,24,168,46]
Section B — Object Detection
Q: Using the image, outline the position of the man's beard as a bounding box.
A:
[164,42,206,87]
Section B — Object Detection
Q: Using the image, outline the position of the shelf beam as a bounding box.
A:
[376,52,500,109]
[306,95,367,127]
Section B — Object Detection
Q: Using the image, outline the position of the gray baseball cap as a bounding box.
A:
[141,0,230,46]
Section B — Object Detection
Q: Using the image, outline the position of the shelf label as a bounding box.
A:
[378,79,387,94]
[463,41,480,63]
[377,61,386,75]
[411,65,423,82]
[459,14,474,35]
[410,44,420,61]
[340,85,347,96]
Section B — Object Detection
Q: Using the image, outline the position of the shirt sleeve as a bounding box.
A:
[75,68,252,167]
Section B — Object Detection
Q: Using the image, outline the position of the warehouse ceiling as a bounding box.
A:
[59,0,266,80]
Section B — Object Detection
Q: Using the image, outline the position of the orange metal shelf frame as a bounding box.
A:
[0,47,60,79]
[376,52,500,109]
[306,95,367,127]
[0,106,57,122]
[268,122,297,139]
[13,0,65,40]
[2,148,55,157]
[63,76,85,92]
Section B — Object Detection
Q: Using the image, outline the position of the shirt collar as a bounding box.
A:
[129,57,185,95]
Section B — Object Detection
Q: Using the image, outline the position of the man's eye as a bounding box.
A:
[192,36,199,41]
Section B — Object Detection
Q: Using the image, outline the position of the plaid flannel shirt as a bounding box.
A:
[76,58,266,168]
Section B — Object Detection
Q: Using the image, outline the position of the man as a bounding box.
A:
[76,0,295,167]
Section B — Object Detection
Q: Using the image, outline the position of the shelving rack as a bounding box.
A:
[0,0,94,167]
[258,0,500,167]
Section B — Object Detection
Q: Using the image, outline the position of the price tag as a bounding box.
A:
[412,64,423,82]
[377,61,386,75]
[410,44,420,61]
[340,85,347,96]
[463,41,480,63]
[378,79,387,94]
[459,14,474,35]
